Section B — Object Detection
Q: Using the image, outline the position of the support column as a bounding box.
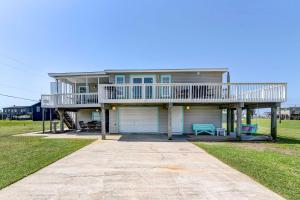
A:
[167,103,173,140]
[42,108,45,133]
[58,110,64,132]
[236,107,242,140]
[101,105,106,140]
[227,109,232,135]
[246,109,252,125]
[49,109,52,133]
[230,109,235,133]
[271,106,278,140]
[75,111,78,130]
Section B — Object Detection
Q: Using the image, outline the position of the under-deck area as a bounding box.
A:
[41,101,281,141]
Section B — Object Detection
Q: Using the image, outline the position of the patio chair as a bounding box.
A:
[79,121,88,131]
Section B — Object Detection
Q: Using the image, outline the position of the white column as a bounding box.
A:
[101,104,106,140]
[167,103,173,140]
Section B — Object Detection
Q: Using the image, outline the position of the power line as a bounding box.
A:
[0,93,38,102]
[0,83,42,94]
[0,61,49,79]
[0,53,50,78]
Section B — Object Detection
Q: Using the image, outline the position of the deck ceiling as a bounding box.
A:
[57,76,109,84]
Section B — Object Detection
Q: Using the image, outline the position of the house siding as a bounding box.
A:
[108,72,223,84]
[77,109,94,127]
[106,105,222,134]
[183,106,222,133]
[158,107,168,133]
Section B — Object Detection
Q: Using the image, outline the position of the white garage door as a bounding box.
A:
[119,107,158,133]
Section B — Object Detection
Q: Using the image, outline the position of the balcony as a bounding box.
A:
[41,83,287,107]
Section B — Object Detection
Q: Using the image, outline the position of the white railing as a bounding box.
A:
[41,83,287,107]
[41,93,98,107]
[98,83,287,103]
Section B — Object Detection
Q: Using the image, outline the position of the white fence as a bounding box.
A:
[41,93,98,107]
[42,83,287,107]
[98,83,287,103]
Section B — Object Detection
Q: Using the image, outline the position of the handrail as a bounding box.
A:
[41,82,287,107]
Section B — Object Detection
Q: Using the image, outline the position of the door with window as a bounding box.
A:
[115,75,125,99]
[160,75,171,98]
[131,76,155,99]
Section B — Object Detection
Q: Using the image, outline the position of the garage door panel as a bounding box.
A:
[119,107,158,133]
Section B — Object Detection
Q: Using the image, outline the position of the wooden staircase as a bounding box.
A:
[56,110,76,129]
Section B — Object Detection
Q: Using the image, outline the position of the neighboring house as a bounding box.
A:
[289,107,300,120]
[2,102,57,121]
[41,68,287,139]
[31,101,57,121]
[279,107,291,120]
[2,106,32,120]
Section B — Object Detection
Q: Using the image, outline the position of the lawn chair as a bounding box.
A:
[240,124,258,135]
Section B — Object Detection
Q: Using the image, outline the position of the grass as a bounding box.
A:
[0,120,51,137]
[194,118,300,200]
[0,120,94,189]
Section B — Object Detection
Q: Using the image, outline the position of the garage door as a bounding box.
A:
[119,107,158,133]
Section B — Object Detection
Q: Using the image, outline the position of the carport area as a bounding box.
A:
[1,134,284,200]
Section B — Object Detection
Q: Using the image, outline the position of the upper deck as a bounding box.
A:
[41,82,287,108]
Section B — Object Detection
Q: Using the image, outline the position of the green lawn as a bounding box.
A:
[194,118,300,200]
[0,120,94,189]
[0,120,51,137]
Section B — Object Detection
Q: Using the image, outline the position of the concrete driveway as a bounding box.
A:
[0,134,284,200]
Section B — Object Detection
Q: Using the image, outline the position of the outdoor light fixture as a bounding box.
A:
[112,106,116,110]
[186,106,190,110]
[96,109,99,112]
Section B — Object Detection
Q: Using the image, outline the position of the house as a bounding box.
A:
[2,102,57,121]
[2,105,32,120]
[41,68,287,140]
[31,101,57,121]
[288,107,300,120]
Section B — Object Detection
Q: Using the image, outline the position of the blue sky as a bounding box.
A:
[0,0,299,109]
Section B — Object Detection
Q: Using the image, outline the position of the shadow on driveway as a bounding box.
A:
[118,133,187,142]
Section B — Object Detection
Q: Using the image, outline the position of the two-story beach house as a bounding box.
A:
[41,68,287,140]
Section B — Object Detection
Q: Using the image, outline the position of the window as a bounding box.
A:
[115,75,125,84]
[79,86,88,93]
[36,106,40,113]
[161,75,171,83]
[92,112,101,121]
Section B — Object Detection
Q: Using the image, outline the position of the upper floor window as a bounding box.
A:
[115,75,125,84]
[79,86,88,93]
[36,106,40,113]
[161,75,171,83]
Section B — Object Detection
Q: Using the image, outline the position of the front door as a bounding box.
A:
[172,106,184,135]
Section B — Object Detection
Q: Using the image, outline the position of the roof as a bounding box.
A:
[104,68,228,73]
[3,106,32,109]
[49,71,107,78]
[48,67,228,78]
